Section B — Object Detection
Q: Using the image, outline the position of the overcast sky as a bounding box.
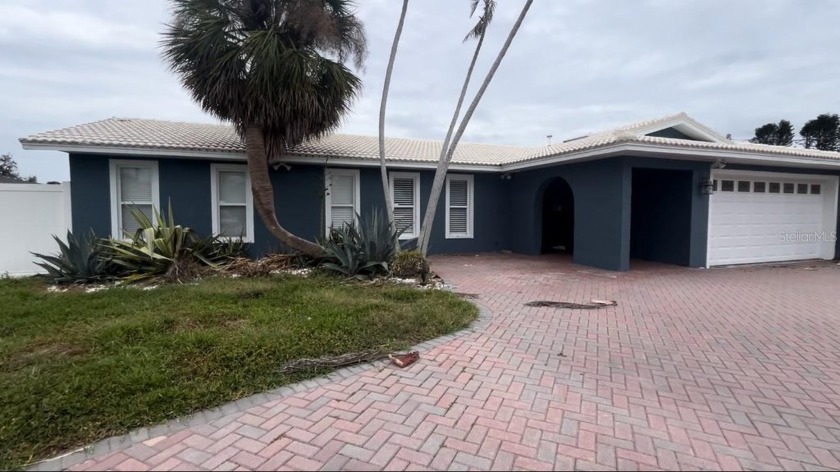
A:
[2,0,839,182]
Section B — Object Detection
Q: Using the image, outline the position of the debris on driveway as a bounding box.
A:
[389,351,420,368]
[525,299,617,309]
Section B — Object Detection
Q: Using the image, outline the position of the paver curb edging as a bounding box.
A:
[28,296,492,472]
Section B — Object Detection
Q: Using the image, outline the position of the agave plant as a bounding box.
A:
[107,202,244,282]
[356,208,406,263]
[33,230,116,284]
[320,209,404,278]
[196,236,250,265]
[321,224,388,278]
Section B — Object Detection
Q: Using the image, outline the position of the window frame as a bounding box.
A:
[109,159,160,239]
[210,163,255,243]
[389,172,421,240]
[324,168,361,237]
[445,174,474,240]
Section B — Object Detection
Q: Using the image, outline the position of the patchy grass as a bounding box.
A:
[0,275,476,469]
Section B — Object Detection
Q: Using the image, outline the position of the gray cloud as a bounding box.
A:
[2,0,839,182]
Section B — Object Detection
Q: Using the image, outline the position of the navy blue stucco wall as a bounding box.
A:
[423,171,511,254]
[68,152,840,272]
[625,157,711,268]
[67,154,510,257]
[510,158,632,271]
[630,168,693,266]
[69,154,111,237]
[330,167,510,255]
[250,164,324,255]
[70,154,221,239]
[509,156,712,271]
[159,159,212,235]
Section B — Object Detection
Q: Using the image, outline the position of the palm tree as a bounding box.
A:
[417,0,533,254]
[161,0,367,256]
[438,0,496,175]
[378,0,410,230]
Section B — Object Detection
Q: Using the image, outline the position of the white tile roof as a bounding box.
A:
[508,112,840,164]
[19,114,840,169]
[19,117,531,166]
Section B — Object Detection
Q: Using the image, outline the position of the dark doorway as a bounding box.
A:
[630,168,693,266]
[541,178,575,254]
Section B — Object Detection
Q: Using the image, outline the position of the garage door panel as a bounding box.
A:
[708,173,835,266]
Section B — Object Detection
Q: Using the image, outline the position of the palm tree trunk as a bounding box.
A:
[245,126,322,256]
[416,30,486,253]
[378,0,410,230]
[418,0,533,255]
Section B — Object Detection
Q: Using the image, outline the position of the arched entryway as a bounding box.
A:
[541,178,575,254]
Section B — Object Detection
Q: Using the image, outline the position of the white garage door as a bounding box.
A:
[708,171,838,266]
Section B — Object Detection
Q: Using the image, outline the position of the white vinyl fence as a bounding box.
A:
[0,182,72,276]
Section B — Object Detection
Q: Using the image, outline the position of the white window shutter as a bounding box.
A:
[393,178,414,206]
[331,175,355,206]
[331,207,355,228]
[219,207,247,237]
[119,167,153,202]
[391,175,418,236]
[446,175,473,239]
[218,171,247,204]
[326,170,359,232]
[394,207,415,234]
[449,179,468,207]
[211,164,254,242]
[449,208,468,234]
[110,160,160,239]
[121,205,153,235]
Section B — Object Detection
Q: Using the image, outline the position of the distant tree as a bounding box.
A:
[750,120,794,146]
[800,114,840,151]
[0,153,36,182]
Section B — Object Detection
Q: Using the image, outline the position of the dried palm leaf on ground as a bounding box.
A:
[525,299,617,309]
[223,254,295,277]
[278,349,387,374]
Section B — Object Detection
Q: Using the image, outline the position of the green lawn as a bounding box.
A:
[0,275,476,469]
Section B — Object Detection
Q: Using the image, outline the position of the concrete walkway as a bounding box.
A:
[55,254,840,470]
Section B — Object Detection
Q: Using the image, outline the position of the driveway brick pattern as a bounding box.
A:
[65,254,840,470]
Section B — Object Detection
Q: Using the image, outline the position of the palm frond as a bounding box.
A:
[161,0,367,162]
[465,0,496,42]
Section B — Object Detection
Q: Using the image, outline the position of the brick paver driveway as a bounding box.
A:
[67,254,840,471]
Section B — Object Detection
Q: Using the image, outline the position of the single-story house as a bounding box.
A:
[20,112,840,271]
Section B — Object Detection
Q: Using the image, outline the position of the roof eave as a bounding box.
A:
[19,142,503,172]
[500,142,840,172]
[22,140,840,175]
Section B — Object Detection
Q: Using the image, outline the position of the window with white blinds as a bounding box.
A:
[109,160,160,238]
[211,164,254,242]
[390,172,420,239]
[446,175,474,239]
[325,168,360,235]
